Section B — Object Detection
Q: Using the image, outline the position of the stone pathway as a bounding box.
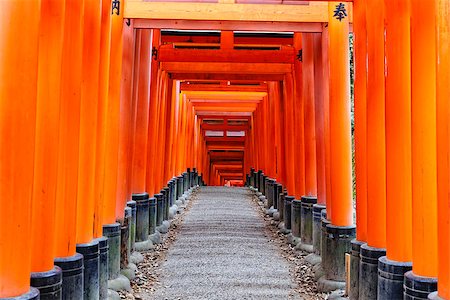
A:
[147,187,300,300]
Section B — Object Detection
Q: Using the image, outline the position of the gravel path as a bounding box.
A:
[148,187,300,300]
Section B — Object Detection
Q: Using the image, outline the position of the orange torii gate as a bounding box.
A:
[1,1,450,300]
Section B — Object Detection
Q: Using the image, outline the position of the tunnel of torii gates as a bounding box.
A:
[1,0,450,300]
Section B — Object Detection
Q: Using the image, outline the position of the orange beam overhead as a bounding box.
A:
[161,34,293,45]
[181,83,268,93]
[201,124,248,131]
[196,111,252,116]
[207,145,245,151]
[194,107,257,113]
[172,73,285,81]
[158,46,295,63]
[161,62,292,74]
[198,115,251,120]
[125,2,341,23]
[134,19,323,32]
[205,136,245,142]
[184,90,267,98]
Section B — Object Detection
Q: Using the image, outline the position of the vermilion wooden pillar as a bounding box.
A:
[320,3,355,287]
[94,0,113,237]
[117,17,135,206]
[328,2,353,227]
[166,81,179,180]
[156,75,172,187]
[54,0,84,259]
[312,32,327,207]
[302,33,317,197]
[408,0,439,296]
[321,24,332,220]
[283,73,296,196]
[272,82,284,183]
[0,1,40,297]
[76,0,102,245]
[131,29,151,194]
[52,1,85,296]
[435,0,450,298]
[365,0,386,249]
[349,2,369,298]
[103,1,124,222]
[353,0,368,245]
[293,33,305,199]
[30,0,65,276]
[174,90,183,176]
[146,31,161,194]
[359,0,387,296]
[73,1,102,297]
[384,0,413,264]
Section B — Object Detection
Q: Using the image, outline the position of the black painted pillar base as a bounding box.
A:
[378,256,412,300]
[284,196,294,230]
[133,193,150,242]
[278,193,285,222]
[182,172,189,192]
[163,187,170,221]
[155,193,164,227]
[176,176,184,200]
[320,214,330,269]
[323,224,356,282]
[2,288,40,300]
[291,199,302,238]
[265,179,274,209]
[76,240,100,300]
[126,200,136,252]
[428,292,444,300]
[300,196,317,246]
[95,236,108,300]
[54,253,84,300]
[404,271,437,300]
[359,243,386,300]
[102,223,121,280]
[120,209,132,269]
[312,204,326,255]
[149,197,157,234]
[349,239,364,300]
[30,266,62,300]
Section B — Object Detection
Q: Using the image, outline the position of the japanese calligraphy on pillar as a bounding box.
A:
[333,3,347,22]
[112,0,120,15]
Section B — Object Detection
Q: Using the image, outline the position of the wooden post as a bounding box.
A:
[146,30,161,195]
[410,0,438,279]
[302,33,317,197]
[436,0,450,297]
[272,82,284,183]
[283,73,296,196]
[30,0,65,275]
[328,2,353,227]
[321,24,332,220]
[353,0,368,244]
[117,17,135,206]
[94,0,113,237]
[54,0,84,258]
[313,32,327,207]
[293,33,305,199]
[384,0,413,263]
[0,1,40,297]
[103,0,124,222]
[76,0,102,245]
[131,29,151,194]
[366,0,386,249]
